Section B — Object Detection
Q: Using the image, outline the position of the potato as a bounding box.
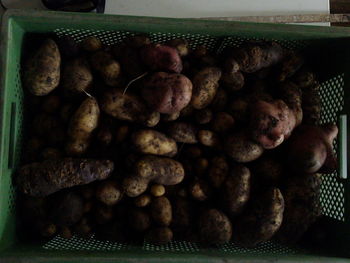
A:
[194,157,209,176]
[24,39,61,96]
[211,88,228,112]
[191,67,222,109]
[134,194,152,207]
[142,72,193,114]
[42,95,61,113]
[199,209,232,245]
[189,178,211,201]
[140,44,183,73]
[161,112,180,122]
[49,191,84,227]
[96,125,113,146]
[223,57,240,73]
[221,165,251,217]
[62,58,93,95]
[115,125,129,143]
[193,45,208,58]
[211,112,234,133]
[151,196,172,226]
[208,156,229,188]
[251,155,283,185]
[59,226,73,239]
[198,130,221,148]
[40,147,62,161]
[132,129,177,157]
[172,198,192,227]
[276,174,321,244]
[90,51,121,86]
[150,184,165,197]
[81,36,102,52]
[65,97,100,156]
[180,104,195,118]
[221,71,244,92]
[129,208,151,232]
[122,176,149,197]
[96,180,123,206]
[135,155,185,185]
[124,35,151,49]
[225,132,264,163]
[235,188,284,247]
[166,38,189,57]
[74,217,93,238]
[195,108,213,124]
[184,146,203,159]
[146,227,173,245]
[123,156,185,197]
[94,205,114,224]
[101,88,160,127]
[167,122,198,144]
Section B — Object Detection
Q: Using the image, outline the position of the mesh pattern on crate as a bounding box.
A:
[319,74,345,221]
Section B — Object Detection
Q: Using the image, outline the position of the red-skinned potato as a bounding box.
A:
[142,72,193,114]
[140,44,183,73]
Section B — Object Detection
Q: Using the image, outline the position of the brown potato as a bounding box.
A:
[81,36,102,52]
[151,196,172,226]
[161,112,180,122]
[225,132,264,163]
[96,125,113,146]
[208,156,229,188]
[129,208,151,232]
[65,97,100,156]
[142,72,193,114]
[221,165,251,217]
[132,129,177,157]
[24,39,61,96]
[172,198,192,227]
[146,227,173,245]
[101,88,159,127]
[124,35,151,49]
[191,67,222,109]
[90,51,121,86]
[166,38,189,57]
[211,88,228,112]
[221,71,244,92]
[198,130,221,148]
[199,209,232,245]
[195,108,213,124]
[251,155,283,185]
[134,194,152,207]
[235,188,284,247]
[211,112,234,133]
[96,180,123,206]
[167,122,198,144]
[189,178,211,201]
[122,176,149,198]
[150,184,165,197]
[62,58,93,95]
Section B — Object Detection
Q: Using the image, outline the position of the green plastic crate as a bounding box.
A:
[1,9,350,263]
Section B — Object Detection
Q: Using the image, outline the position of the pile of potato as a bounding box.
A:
[17,33,337,247]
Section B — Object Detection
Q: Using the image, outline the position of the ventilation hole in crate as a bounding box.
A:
[318,74,344,221]
[43,235,127,251]
[217,242,300,255]
[143,240,199,252]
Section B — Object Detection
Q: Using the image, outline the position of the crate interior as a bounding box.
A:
[1,11,350,262]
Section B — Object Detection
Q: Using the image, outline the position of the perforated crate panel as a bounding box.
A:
[32,29,343,253]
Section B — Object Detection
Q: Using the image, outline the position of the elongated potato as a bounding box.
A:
[151,196,172,226]
[62,58,93,95]
[24,39,61,96]
[221,165,251,217]
[225,132,264,163]
[167,122,198,144]
[235,188,284,247]
[208,156,229,188]
[101,88,159,127]
[132,130,177,157]
[191,67,222,109]
[65,97,100,156]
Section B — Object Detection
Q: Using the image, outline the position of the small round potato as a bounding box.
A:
[134,194,152,207]
[166,38,189,57]
[198,130,221,148]
[150,184,166,197]
[189,179,211,201]
[123,176,149,197]
[96,180,123,206]
[81,36,102,52]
